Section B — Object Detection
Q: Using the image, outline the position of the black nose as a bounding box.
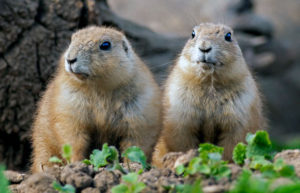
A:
[199,47,212,53]
[67,58,77,65]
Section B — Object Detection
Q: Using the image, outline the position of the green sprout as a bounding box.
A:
[83,143,126,173]
[49,144,72,165]
[111,173,146,193]
[122,146,150,171]
[176,143,231,180]
[52,181,75,193]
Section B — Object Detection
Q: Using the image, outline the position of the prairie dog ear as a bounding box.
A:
[122,37,131,54]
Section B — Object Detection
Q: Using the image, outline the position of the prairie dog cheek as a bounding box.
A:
[64,51,71,73]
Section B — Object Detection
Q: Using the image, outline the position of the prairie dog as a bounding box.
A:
[31,26,161,173]
[153,23,266,167]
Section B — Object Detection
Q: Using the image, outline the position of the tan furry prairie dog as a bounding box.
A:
[31,26,161,173]
[153,23,266,167]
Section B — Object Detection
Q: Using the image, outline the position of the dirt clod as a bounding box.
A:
[274,149,300,177]
[4,170,27,183]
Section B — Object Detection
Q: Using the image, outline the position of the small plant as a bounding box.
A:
[232,142,247,165]
[52,181,75,193]
[0,165,11,193]
[228,169,300,193]
[83,143,126,173]
[49,144,72,165]
[111,172,146,193]
[122,146,150,171]
[164,180,203,193]
[232,130,297,178]
[176,143,231,180]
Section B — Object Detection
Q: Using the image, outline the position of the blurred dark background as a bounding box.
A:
[0,0,299,171]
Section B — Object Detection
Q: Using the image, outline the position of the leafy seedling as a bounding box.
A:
[164,180,203,193]
[52,181,75,193]
[246,131,273,160]
[176,143,231,180]
[0,165,11,193]
[62,144,72,164]
[49,144,72,165]
[83,143,126,173]
[111,172,146,193]
[233,142,247,165]
[122,146,150,171]
[229,169,270,193]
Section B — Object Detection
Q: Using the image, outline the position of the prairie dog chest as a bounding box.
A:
[167,79,254,125]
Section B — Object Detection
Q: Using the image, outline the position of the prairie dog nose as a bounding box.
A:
[199,47,212,53]
[67,58,77,65]
[199,40,212,53]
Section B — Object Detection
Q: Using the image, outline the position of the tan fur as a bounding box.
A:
[31,26,162,173]
[152,23,266,167]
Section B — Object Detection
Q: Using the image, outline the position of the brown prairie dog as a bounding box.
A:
[31,26,161,173]
[153,23,266,167]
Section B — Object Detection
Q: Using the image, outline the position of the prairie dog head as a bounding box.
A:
[179,23,246,76]
[64,26,134,83]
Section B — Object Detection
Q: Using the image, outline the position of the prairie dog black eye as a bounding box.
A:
[100,41,111,50]
[191,30,195,39]
[225,32,232,42]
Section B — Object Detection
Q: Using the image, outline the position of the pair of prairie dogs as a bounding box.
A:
[31,23,266,173]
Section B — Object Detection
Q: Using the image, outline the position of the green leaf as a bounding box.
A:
[273,158,285,171]
[52,181,75,193]
[215,165,231,180]
[246,131,272,159]
[233,142,247,165]
[249,156,272,170]
[122,173,138,184]
[49,156,63,164]
[198,164,211,175]
[246,133,255,144]
[208,153,222,161]
[229,169,270,193]
[133,182,146,193]
[278,165,295,177]
[198,143,223,163]
[0,165,11,193]
[82,159,91,165]
[111,184,128,193]
[175,164,185,175]
[62,144,72,163]
[273,183,300,193]
[122,146,149,170]
[185,157,201,175]
[182,180,203,193]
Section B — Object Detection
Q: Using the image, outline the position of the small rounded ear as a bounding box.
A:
[122,39,129,53]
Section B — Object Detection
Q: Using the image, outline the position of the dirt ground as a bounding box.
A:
[5,149,300,193]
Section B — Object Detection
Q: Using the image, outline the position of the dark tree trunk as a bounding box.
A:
[0,0,184,171]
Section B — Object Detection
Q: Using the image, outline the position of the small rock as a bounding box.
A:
[174,149,198,169]
[228,164,242,180]
[9,184,20,193]
[120,162,142,172]
[274,150,300,177]
[203,185,226,193]
[162,152,184,170]
[4,170,27,183]
[18,173,57,193]
[61,162,93,189]
[43,165,62,180]
[269,177,294,190]
[81,187,100,193]
[94,170,121,192]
